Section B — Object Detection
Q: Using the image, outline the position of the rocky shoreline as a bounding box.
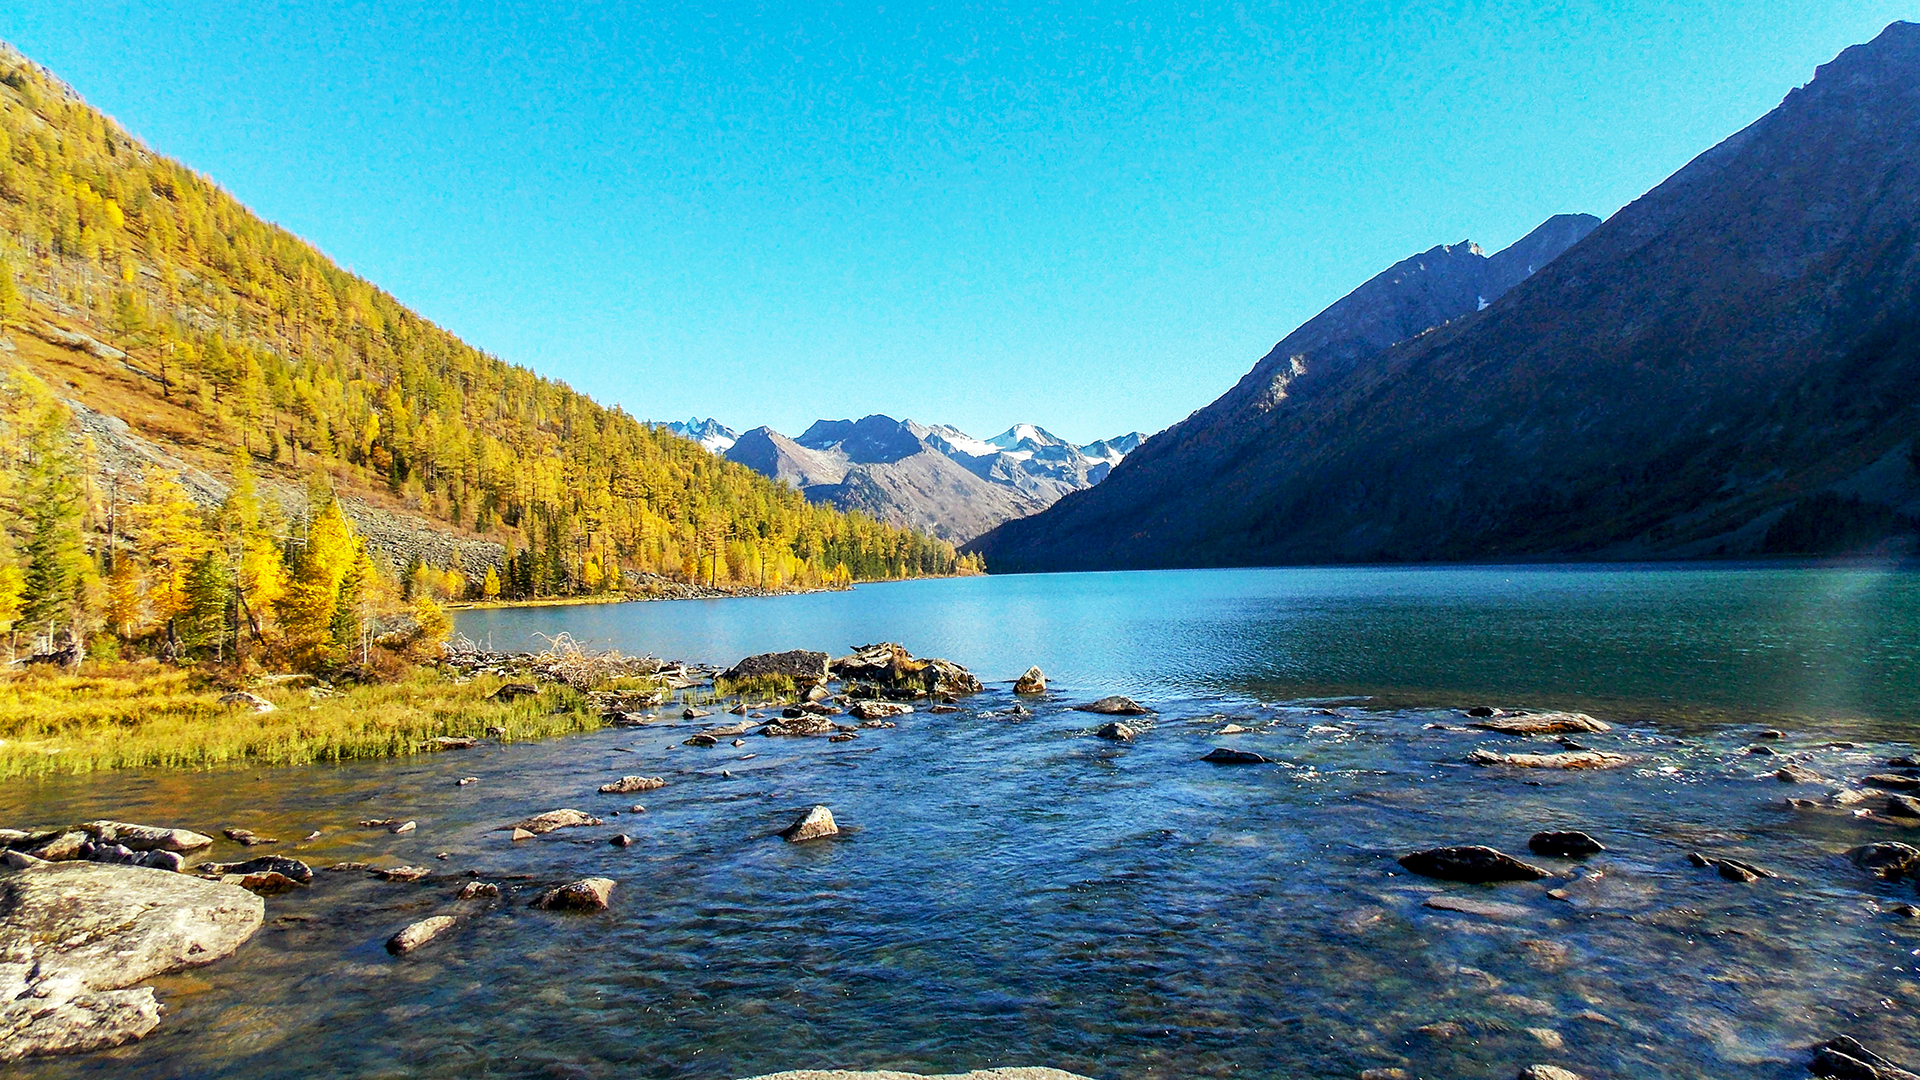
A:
[6,639,1920,1077]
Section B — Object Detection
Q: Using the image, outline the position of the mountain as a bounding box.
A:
[722,415,1147,542]
[972,23,1920,571]
[0,41,965,595]
[660,417,738,454]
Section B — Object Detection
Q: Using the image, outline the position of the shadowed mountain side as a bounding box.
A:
[969,24,1920,571]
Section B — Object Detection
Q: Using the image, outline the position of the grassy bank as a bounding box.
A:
[0,663,600,779]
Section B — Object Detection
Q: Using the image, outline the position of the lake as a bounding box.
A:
[6,564,1919,1080]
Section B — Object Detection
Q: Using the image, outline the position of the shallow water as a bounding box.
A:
[6,565,1920,1079]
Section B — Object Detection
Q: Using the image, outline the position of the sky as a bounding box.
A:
[2,2,1912,443]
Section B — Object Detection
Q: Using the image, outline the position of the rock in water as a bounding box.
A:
[1398,845,1552,883]
[1865,773,1920,791]
[848,700,913,721]
[1517,1067,1587,1080]
[1014,666,1047,695]
[529,877,615,912]
[81,820,215,852]
[1528,831,1605,858]
[1848,842,1920,881]
[1202,747,1272,764]
[831,643,983,696]
[781,806,839,842]
[736,1072,1098,1080]
[456,881,499,900]
[0,862,264,1062]
[684,734,719,747]
[1469,749,1630,770]
[196,856,313,884]
[598,776,665,794]
[1775,764,1826,783]
[1809,1036,1920,1080]
[508,809,602,835]
[1095,722,1136,741]
[1887,794,1920,818]
[720,650,830,688]
[1076,695,1149,715]
[221,828,277,846]
[373,866,432,883]
[1687,852,1776,882]
[386,915,457,955]
[1468,712,1611,735]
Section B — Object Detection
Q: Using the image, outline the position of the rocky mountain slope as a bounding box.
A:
[722,415,1146,543]
[971,23,1920,571]
[0,39,964,594]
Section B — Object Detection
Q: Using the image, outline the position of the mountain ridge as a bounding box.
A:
[970,22,1920,571]
[711,414,1146,542]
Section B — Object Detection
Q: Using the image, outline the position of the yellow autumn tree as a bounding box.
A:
[482,565,500,600]
[129,466,209,629]
[277,496,358,663]
[219,453,285,646]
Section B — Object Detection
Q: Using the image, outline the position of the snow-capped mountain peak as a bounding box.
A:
[660,417,739,454]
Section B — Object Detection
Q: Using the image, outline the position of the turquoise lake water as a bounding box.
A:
[5,565,1918,1080]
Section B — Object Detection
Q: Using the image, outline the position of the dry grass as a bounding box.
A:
[0,661,599,778]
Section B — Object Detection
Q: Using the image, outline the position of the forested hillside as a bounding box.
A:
[0,40,968,659]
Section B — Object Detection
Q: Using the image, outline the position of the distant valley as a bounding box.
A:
[662,416,1146,543]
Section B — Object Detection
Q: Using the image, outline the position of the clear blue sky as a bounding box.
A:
[3,2,1911,443]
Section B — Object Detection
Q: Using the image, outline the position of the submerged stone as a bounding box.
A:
[1528,831,1605,858]
[1398,845,1551,883]
[1202,747,1272,764]
[1076,696,1150,715]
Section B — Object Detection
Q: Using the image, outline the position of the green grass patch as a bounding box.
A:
[713,673,796,700]
[0,662,600,779]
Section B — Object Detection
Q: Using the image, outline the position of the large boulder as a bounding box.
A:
[721,650,830,688]
[848,701,913,722]
[1013,667,1047,695]
[1398,845,1552,883]
[0,861,264,1061]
